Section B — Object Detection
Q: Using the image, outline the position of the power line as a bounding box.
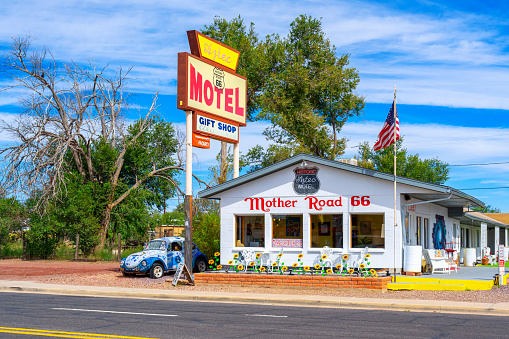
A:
[450,161,509,167]
[458,186,509,190]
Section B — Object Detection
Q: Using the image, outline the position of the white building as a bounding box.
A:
[198,154,506,269]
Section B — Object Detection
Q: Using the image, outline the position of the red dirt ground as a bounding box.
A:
[0,259,118,276]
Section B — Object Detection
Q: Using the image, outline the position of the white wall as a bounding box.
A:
[214,161,456,269]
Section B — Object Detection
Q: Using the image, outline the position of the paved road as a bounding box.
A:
[0,292,507,338]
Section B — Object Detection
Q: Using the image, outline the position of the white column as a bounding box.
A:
[481,222,488,249]
[233,142,239,179]
[505,228,508,247]
[186,111,192,195]
[495,226,500,256]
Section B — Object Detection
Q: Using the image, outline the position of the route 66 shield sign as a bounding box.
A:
[213,68,225,90]
[293,167,320,195]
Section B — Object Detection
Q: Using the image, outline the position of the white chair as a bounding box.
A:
[312,246,334,270]
[423,249,453,274]
[269,248,284,273]
[240,248,256,272]
[351,246,369,273]
[258,251,271,272]
[332,250,348,273]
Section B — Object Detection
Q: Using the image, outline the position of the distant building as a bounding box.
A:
[153,225,185,238]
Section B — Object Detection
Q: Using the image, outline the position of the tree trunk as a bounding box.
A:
[98,205,113,250]
[219,141,228,184]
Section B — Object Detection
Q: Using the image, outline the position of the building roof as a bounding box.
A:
[484,213,509,225]
[460,212,509,228]
[197,153,484,209]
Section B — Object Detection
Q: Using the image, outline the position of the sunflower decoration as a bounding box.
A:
[228,260,234,265]
[298,254,304,259]
[348,268,354,274]
[216,265,222,270]
[256,253,262,258]
[335,264,341,270]
[365,253,371,258]
[260,266,266,272]
[282,266,288,272]
[208,259,214,265]
[326,268,333,274]
[249,262,255,267]
[314,264,321,270]
[370,269,376,275]
[321,255,328,260]
[277,253,283,258]
[304,266,310,271]
[214,252,220,257]
[292,263,298,268]
[359,263,366,269]
[237,265,244,271]
[233,253,239,259]
[271,262,277,267]
[342,254,349,260]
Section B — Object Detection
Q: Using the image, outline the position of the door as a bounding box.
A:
[408,212,416,245]
[167,241,184,269]
[416,216,423,246]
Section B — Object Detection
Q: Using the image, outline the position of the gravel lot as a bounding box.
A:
[1,259,508,303]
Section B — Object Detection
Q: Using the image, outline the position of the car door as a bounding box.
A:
[167,241,184,270]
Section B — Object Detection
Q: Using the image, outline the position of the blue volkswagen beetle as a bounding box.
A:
[120,236,208,279]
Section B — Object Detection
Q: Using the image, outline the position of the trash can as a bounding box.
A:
[404,245,422,272]
[463,248,476,267]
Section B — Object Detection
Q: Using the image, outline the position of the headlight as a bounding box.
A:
[142,260,147,266]
[120,260,125,266]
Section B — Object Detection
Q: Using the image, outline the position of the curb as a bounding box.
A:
[1,284,509,316]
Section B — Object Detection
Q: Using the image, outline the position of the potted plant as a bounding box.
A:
[482,255,489,265]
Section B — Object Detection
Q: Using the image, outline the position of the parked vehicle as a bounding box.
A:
[120,237,208,278]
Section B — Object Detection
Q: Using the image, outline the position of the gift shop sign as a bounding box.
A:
[244,196,371,212]
[178,53,247,126]
[194,112,239,143]
[187,30,240,71]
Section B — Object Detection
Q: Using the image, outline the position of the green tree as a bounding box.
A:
[203,15,364,172]
[0,37,183,250]
[471,205,501,213]
[0,197,26,257]
[355,138,450,185]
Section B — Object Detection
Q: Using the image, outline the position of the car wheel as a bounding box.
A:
[195,258,207,273]
[150,263,164,279]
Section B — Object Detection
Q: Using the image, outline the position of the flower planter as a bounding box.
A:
[482,258,489,265]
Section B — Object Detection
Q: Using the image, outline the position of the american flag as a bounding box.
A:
[373,99,400,151]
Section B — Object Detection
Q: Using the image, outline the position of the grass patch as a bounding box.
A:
[121,246,143,259]
[1,241,23,258]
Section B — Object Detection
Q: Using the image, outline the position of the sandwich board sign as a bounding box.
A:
[171,263,194,286]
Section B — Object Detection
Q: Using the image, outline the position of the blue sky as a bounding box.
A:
[0,0,508,212]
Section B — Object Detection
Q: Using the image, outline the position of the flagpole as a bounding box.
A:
[393,85,397,281]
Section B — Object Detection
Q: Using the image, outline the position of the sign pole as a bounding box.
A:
[233,143,239,179]
[393,85,398,281]
[185,110,193,274]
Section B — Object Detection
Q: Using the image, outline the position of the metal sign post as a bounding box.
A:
[499,244,505,286]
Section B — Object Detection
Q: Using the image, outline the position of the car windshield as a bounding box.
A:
[145,240,167,251]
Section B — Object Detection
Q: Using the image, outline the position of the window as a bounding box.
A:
[351,214,385,248]
[310,214,343,248]
[272,215,303,248]
[235,215,265,248]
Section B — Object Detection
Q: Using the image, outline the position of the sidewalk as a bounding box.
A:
[1,279,509,316]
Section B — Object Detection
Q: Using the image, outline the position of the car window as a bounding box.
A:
[145,240,166,250]
[170,242,182,251]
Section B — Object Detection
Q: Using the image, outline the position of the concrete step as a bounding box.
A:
[388,282,466,291]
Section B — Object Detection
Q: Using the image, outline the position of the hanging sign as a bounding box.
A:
[192,133,210,149]
[187,30,240,71]
[193,112,239,143]
[177,53,247,126]
[293,167,320,195]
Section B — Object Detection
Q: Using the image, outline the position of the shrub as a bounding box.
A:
[121,246,144,259]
